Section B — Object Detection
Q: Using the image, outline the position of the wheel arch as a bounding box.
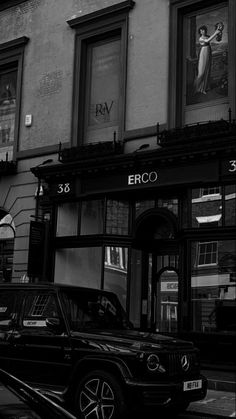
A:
[65,356,132,402]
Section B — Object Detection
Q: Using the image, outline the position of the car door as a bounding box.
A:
[10,288,73,389]
[0,289,23,371]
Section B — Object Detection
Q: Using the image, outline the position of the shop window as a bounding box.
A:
[225,184,236,226]
[104,246,128,309]
[0,211,15,282]
[191,186,222,227]
[169,0,235,127]
[67,1,134,145]
[54,247,102,288]
[106,199,129,235]
[56,202,79,237]
[0,37,28,161]
[191,239,236,332]
[157,198,179,216]
[80,199,104,235]
[135,200,155,219]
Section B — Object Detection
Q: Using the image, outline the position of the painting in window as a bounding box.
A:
[185,6,228,107]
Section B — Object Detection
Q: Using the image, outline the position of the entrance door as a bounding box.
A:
[142,252,179,333]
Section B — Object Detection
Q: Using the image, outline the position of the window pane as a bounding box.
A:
[135,200,155,219]
[191,240,236,333]
[54,247,102,288]
[225,185,236,226]
[84,37,121,143]
[104,246,128,310]
[191,187,222,227]
[129,249,142,328]
[23,293,59,330]
[157,198,178,216]
[80,199,104,235]
[106,200,129,235]
[0,69,17,146]
[56,202,79,236]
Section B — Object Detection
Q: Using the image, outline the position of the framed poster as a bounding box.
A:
[183,4,228,123]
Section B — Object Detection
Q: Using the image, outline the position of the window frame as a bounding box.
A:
[169,0,236,128]
[67,0,135,146]
[197,240,218,266]
[0,37,29,160]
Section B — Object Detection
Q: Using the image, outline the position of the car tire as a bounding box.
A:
[74,370,127,419]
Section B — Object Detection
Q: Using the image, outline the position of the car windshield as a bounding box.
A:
[61,290,132,331]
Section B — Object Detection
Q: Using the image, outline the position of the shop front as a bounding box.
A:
[30,130,236,368]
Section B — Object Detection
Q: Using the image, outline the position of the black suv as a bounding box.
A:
[0,283,207,418]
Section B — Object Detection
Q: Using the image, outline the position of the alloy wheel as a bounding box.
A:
[79,377,115,419]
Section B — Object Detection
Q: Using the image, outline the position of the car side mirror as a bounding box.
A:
[46,317,64,334]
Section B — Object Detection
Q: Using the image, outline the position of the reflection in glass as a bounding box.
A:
[54,247,102,288]
[56,202,79,236]
[106,200,129,235]
[156,269,178,334]
[104,246,128,310]
[157,198,178,216]
[129,249,142,328]
[80,199,104,235]
[225,185,236,226]
[191,186,222,227]
[135,200,155,219]
[191,240,236,332]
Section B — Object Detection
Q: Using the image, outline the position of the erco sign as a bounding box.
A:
[128,171,158,186]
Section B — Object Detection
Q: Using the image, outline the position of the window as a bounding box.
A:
[67,0,135,145]
[169,0,235,127]
[197,241,218,266]
[106,199,129,235]
[191,239,236,332]
[0,37,28,161]
[201,187,220,197]
[22,292,60,330]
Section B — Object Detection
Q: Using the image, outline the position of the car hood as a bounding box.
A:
[71,328,194,353]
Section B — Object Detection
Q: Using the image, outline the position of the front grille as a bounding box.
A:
[166,351,199,376]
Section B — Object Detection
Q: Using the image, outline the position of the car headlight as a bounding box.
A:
[147,354,160,371]
[146,354,166,373]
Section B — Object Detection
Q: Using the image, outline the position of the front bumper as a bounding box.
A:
[125,374,208,407]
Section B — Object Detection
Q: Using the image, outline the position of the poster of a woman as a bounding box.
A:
[186,6,228,106]
[194,23,222,95]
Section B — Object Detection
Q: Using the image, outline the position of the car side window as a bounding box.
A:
[21,292,63,335]
[0,291,18,330]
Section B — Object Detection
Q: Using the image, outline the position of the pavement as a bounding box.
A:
[186,368,236,417]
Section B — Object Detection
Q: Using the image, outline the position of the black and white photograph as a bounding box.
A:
[0,0,235,418]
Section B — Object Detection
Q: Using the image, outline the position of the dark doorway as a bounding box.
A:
[130,209,180,332]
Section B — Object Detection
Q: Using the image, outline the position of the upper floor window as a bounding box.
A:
[169,0,235,127]
[67,0,135,146]
[0,67,17,148]
[0,37,29,161]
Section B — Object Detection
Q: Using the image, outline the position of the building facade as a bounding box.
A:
[0,0,235,367]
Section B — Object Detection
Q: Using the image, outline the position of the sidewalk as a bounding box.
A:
[187,369,236,417]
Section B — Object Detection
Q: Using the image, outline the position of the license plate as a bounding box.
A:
[183,379,202,391]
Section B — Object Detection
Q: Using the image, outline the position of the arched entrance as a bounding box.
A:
[132,209,179,333]
[0,209,15,282]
